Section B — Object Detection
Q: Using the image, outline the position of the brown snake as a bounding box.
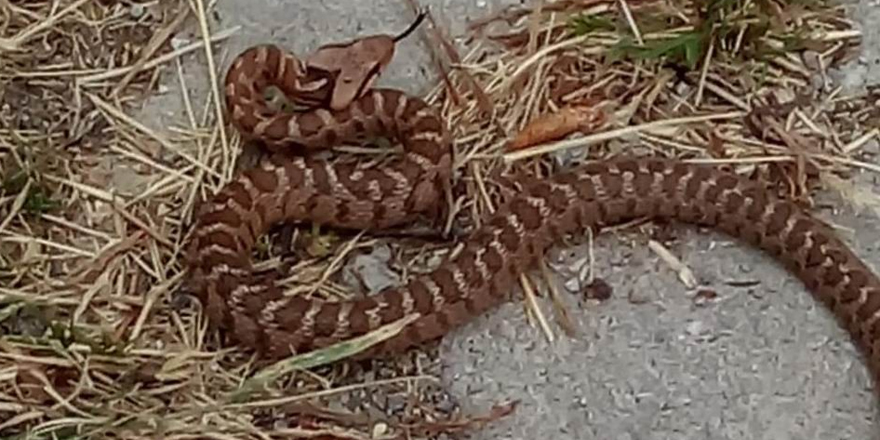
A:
[184,30,880,388]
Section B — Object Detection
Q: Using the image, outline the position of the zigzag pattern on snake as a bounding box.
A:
[184,42,880,384]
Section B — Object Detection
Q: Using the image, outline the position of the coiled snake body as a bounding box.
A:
[184,36,880,387]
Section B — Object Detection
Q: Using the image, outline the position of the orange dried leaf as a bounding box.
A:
[506,105,605,151]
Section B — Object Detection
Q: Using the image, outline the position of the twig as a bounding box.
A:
[0,0,93,52]
[76,27,239,84]
[191,0,231,175]
[110,4,192,97]
[504,111,746,161]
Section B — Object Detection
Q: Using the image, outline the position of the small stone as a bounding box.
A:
[129,3,145,18]
[802,51,821,70]
[674,81,691,96]
[343,245,399,294]
[563,277,581,292]
[385,394,407,414]
[434,392,458,414]
[552,144,582,168]
[652,328,669,344]
[371,422,388,438]
[170,36,189,50]
[686,320,704,336]
[627,276,658,304]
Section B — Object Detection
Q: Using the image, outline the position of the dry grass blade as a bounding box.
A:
[229,313,422,402]
[0,0,92,52]
[504,111,746,161]
[109,4,192,97]
[192,0,231,174]
[648,239,697,289]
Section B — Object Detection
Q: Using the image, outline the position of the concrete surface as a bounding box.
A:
[143,0,880,438]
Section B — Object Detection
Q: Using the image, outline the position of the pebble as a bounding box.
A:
[129,3,146,18]
[371,422,388,438]
[344,245,399,294]
[685,320,704,336]
[385,394,408,414]
[170,36,189,50]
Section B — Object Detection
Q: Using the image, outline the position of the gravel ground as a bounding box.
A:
[140,0,880,438]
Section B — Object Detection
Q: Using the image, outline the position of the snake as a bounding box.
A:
[183,30,880,389]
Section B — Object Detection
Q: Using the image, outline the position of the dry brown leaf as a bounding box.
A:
[506,105,606,151]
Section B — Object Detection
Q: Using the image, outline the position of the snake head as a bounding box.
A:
[303,10,427,111]
[304,34,396,111]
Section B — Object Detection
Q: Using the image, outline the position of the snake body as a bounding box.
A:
[185,43,880,384]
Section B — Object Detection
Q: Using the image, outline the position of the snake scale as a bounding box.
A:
[183,34,880,387]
